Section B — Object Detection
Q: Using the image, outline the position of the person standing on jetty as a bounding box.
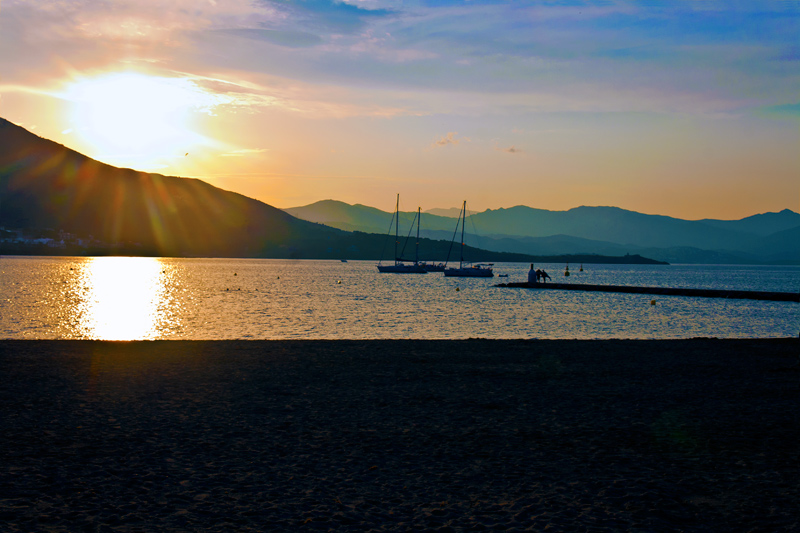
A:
[528,264,538,286]
[528,264,551,285]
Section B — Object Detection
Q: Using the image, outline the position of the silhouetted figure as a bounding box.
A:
[528,264,538,285]
[540,269,551,283]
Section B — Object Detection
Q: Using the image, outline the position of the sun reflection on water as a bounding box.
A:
[75,257,176,340]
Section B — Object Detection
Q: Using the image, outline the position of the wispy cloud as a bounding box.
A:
[216,28,323,48]
[220,148,270,157]
[4,0,797,116]
[433,132,461,147]
[255,0,394,34]
[758,102,800,119]
[497,146,523,154]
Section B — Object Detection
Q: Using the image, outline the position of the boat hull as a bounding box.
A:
[377,264,427,274]
[444,267,493,278]
[420,263,445,272]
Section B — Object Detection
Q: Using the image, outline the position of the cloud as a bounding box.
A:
[216,28,323,48]
[498,146,523,154]
[758,102,800,119]
[183,71,420,118]
[433,132,460,147]
[2,0,261,42]
[220,148,270,157]
[2,0,798,125]
[256,0,394,34]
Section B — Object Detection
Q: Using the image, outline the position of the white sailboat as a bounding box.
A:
[443,200,493,278]
[377,195,427,274]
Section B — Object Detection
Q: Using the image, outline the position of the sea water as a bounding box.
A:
[1,256,798,340]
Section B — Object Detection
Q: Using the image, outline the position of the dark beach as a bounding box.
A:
[1,339,799,531]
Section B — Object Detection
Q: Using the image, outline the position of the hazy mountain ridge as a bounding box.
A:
[286,200,800,264]
[2,117,787,264]
[745,226,800,263]
[0,118,544,263]
[697,209,800,236]
[424,207,463,218]
[474,205,797,251]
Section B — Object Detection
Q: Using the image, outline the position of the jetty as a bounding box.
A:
[498,282,800,302]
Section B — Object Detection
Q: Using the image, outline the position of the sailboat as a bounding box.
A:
[417,209,446,272]
[443,201,493,278]
[420,260,446,272]
[377,195,427,274]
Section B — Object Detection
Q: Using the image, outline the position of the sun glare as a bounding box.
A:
[75,257,177,340]
[64,73,218,170]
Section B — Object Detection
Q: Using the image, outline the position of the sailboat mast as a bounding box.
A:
[416,206,420,265]
[394,193,399,263]
[459,200,466,268]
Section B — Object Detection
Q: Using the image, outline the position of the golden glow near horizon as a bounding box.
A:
[75,257,177,340]
[1,1,797,219]
[62,73,220,170]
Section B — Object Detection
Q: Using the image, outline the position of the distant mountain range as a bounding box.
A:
[286,200,800,264]
[5,116,791,264]
[0,118,554,263]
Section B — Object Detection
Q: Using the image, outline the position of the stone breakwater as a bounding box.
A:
[499,281,800,302]
[1,339,799,531]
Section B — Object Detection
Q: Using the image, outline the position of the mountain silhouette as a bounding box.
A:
[0,118,550,263]
[286,201,800,264]
[286,200,466,235]
[698,209,800,237]
[0,118,344,257]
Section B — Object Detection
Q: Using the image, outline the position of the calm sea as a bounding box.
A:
[1,256,798,340]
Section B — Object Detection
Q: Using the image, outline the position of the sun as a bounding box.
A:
[64,72,217,170]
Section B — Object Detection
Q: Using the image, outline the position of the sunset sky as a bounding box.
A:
[1,0,797,219]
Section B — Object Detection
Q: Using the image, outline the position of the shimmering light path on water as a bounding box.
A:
[2,257,798,340]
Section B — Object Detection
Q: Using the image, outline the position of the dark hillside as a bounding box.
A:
[0,118,667,264]
[0,118,545,262]
[0,118,343,257]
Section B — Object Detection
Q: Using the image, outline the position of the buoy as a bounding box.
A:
[579,264,583,272]
[651,300,656,305]
[234,273,237,276]
[456,287,460,292]
[337,280,341,284]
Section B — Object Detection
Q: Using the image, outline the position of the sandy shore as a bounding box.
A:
[1,339,798,531]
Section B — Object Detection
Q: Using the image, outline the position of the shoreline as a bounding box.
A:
[2,339,798,531]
